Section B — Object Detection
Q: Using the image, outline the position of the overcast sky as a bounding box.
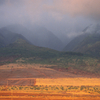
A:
[0,0,99,39]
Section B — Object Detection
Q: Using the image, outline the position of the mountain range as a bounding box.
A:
[0,23,100,57]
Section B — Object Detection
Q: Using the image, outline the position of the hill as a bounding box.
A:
[5,24,64,51]
[0,37,100,74]
[0,37,60,59]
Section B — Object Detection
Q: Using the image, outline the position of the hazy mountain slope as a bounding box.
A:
[0,27,30,47]
[73,33,100,54]
[63,24,100,56]
[63,33,89,51]
[30,26,64,51]
[0,37,60,59]
[0,33,5,47]
[85,41,100,56]
[5,24,64,51]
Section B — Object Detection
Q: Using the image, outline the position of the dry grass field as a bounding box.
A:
[36,78,100,86]
[0,63,100,100]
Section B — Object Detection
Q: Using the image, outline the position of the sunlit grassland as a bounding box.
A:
[0,85,100,94]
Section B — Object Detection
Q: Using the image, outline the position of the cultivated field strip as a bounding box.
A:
[5,77,100,86]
